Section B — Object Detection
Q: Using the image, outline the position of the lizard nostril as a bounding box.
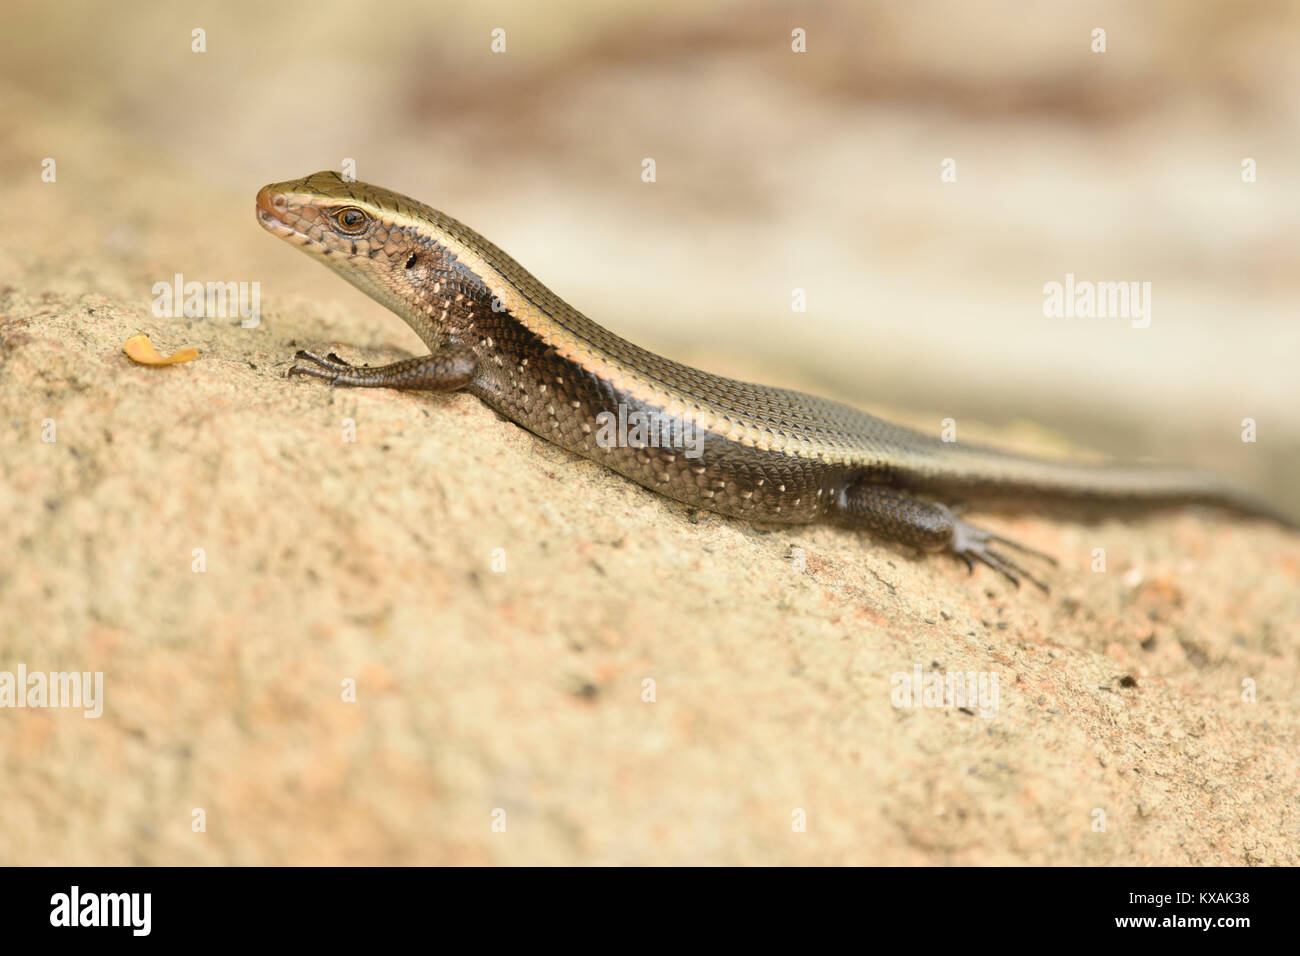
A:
[256,185,288,219]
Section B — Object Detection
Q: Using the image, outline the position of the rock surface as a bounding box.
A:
[2,280,1297,865]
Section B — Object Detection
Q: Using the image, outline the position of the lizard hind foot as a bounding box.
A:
[951,518,1055,592]
[835,481,1057,593]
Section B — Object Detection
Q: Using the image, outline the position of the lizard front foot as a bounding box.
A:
[286,347,478,391]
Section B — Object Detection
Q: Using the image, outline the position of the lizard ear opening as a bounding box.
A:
[405,254,418,270]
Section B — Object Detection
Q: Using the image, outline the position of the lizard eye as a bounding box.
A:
[333,206,368,233]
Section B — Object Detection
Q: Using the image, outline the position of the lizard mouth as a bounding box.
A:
[255,184,300,239]
[256,182,348,260]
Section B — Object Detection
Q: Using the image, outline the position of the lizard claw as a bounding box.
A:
[951,518,1054,592]
[288,349,355,383]
[291,349,352,371]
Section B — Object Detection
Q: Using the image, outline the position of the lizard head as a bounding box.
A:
[256,170,495,349]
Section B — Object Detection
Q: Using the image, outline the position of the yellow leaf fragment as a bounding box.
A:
[124,333,199,366]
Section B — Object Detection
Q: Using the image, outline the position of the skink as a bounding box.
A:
[256,171,1291,590]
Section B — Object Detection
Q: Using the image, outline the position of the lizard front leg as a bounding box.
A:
[288,347,477,391]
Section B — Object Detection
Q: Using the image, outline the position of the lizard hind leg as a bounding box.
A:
[836,480,1055,592]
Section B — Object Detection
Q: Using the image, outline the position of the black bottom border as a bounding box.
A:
[0,865,1282,942]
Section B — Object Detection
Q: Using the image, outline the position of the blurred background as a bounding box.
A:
[2,0,1297,497]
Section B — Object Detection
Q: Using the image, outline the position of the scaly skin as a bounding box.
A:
[256,171,1292,590]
